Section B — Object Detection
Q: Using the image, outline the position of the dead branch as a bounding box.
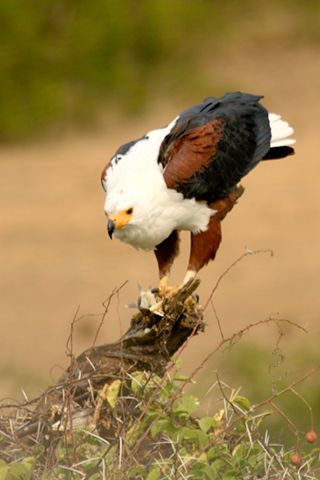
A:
[2,279,204,448]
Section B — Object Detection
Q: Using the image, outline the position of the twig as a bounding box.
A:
[210,300,224,340]
[202,248,273,312]
[291,387,315,432]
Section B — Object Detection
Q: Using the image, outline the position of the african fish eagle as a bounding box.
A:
[101,92,295,292]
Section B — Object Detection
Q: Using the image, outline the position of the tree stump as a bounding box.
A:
[12,279,205,446]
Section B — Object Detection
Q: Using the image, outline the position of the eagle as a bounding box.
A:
[101,92,295,295]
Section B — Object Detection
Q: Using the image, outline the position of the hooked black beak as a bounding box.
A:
[107,219,115,239]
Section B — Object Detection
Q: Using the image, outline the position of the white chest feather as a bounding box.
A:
[113,189,213,250]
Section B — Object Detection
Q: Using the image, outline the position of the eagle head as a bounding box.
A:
[106,207,134,238]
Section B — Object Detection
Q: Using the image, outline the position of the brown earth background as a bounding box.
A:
[1,22,320,402]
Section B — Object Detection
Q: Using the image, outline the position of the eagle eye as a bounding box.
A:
[126,208,133,215]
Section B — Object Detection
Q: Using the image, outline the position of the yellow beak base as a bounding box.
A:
[108,209,133,229]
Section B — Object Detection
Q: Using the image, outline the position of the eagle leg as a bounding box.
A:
[186,212,222,280]
[154,230,180,297]
[185,185,245,281]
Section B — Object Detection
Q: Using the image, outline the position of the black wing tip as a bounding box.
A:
[263,145,295,160]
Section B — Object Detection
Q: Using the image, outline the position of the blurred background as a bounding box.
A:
[1,0,320,443]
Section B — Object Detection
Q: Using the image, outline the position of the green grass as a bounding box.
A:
[1,0,320,141]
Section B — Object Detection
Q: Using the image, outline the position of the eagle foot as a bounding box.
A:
[157,284,181,301]
[155,275,185,301]
[155,271,198,302]
[147,283,183,316]
[132,276,201,316]
[150,279,200,315]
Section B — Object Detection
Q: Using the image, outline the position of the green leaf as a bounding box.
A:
[21,457,35,480]
[146,465,161,480]
[198,430,210,448]
[308,448,320,467]
[131,371,147,394]
[211,458,227,474]
[198,416,217,433]
[233,395,251,411]
[106,379,121,408]
[181,427,199,442]
[172,356,182,369]
[22,457,35,468]
[179,427,209,448]
[198,452,207,462]
[149,374,162,387]
[204,466,218,480]
[151,418,170,437]
[232,443,247,459]
[224,470,242,478]
[7,461,31,480]
[207,446,219,461]
[127,465,144,478]
[0,464,8,480]
[174,395,199,415]
[190,462,218,480]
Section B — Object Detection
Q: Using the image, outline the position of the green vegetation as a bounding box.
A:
[1,0,320,141]
[1,368,319,478]
[202,341,320,447]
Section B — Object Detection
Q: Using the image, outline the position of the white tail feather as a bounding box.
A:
[269,113,296,147]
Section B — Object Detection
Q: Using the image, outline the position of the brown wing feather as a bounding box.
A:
[163,119,224,190]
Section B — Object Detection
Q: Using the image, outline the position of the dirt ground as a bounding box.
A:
[1,44,319,399]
